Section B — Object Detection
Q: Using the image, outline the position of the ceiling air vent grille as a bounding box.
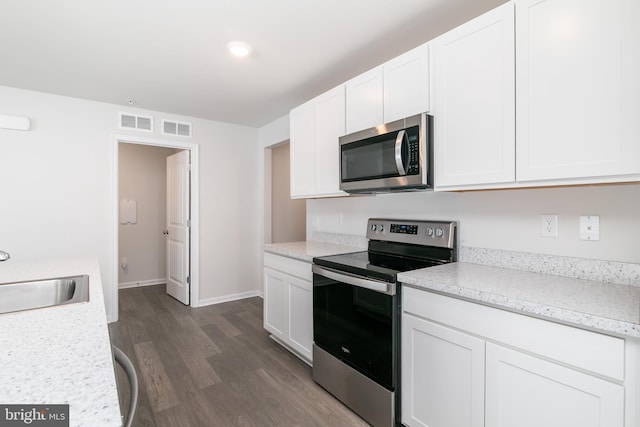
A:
[162,119,192,138]
[119,112,153,132]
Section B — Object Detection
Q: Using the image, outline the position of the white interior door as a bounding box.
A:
[166,150,190,304]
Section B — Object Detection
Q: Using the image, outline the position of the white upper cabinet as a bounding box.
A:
[516,0,640,182]
[433,2,515,189]
[315,88,347,195]
[290,85,347,199]
[383,44,430,123]
[346,43,430,134]
[345,67,384,134]
[290,101,316,197]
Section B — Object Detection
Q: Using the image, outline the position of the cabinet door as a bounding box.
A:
[486,342,624,427]
[314,85,347,197]
[433,2,515,188]
[516,0,640,181]
[346,66,384,134]
[263,267,286,339]
[402,313,485,427]
[290,101,316,198]
[383,44,430,122]
[287,276,313,361]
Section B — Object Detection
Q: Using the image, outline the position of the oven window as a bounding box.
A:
[313,273,396,390]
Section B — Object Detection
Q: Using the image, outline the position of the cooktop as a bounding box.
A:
[313,250,444,283]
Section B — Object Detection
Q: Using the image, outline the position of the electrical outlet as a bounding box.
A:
[540,214,559,238]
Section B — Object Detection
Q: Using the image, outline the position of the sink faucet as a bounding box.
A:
[0,250,10,261]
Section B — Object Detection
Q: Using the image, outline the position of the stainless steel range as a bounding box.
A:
[312,218,457,427]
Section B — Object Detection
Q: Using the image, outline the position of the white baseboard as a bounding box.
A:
[119,278,166,289]
[198,290,262,307]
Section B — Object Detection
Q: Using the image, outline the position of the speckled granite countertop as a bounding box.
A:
[399,262,640,339]
[0,257,122,427]
[264,240,363,262]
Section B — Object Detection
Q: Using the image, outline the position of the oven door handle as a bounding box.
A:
[312,265,396,296]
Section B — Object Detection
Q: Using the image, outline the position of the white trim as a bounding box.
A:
[119,278,166,289]
[110,134,200,322]
[198,291,262,307]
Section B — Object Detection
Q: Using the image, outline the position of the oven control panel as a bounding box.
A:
[390,224,418,235]
[366,218,457,249]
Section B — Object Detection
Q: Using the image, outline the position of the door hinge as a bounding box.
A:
[187,219,191,227]
[186,276,191,285]
[187,163,192,171]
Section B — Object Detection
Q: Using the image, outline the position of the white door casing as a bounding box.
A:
[166,150,190,305]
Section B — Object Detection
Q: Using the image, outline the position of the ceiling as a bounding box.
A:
[0,0,506,128]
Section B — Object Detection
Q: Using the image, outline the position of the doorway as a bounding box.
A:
[111,136,200,322]
[118,143,179,289]
[268,141,306,243]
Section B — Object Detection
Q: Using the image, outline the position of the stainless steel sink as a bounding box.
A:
[0,275,90,315]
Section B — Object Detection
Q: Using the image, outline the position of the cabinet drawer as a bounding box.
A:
[403,287,625,381]
[264,252,312,281]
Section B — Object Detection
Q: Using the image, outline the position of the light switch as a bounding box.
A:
[579,215,600,241]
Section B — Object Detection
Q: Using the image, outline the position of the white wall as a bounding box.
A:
[0,85,261,320]
[258,113,290,243]
[118,143,178,286]
[256,114,290,294]
[307,184,640,264]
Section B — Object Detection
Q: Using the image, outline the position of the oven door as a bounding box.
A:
[312,265,399,390]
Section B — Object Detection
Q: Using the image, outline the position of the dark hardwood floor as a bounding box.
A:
[109,285,368,427]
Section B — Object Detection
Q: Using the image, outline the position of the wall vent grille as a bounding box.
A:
[162,119,192,138]
[119,112,153,132]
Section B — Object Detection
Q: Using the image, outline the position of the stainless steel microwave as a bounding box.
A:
[339,113,432,193]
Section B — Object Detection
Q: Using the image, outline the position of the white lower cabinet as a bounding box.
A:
[286,275,313,360]
[402,287,632,427]
[263,267,287,337]
[485,343,624,427]
[402,313,485,427]
[263,252,313,363]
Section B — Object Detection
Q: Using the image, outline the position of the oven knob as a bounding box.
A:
[370,224,377,232]
[378,225,384,232]
[426,227,434,237]
[436,228,444,238]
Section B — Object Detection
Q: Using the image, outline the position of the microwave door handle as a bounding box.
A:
[395,130,407,176]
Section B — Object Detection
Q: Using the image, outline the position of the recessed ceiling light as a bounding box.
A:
[226,41,252,57]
